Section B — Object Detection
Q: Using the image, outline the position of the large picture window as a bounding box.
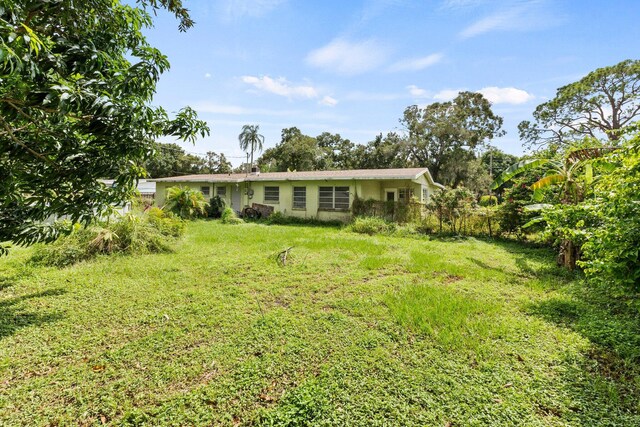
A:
[319,186,350,210]
[264,186,279,203]
[293,187,306,209]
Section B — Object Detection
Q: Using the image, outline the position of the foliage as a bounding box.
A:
[258,127,325,172]
[262,211,342,227]
[478,195,498,207]
[496,180,536,236]
[0,0,209,251]
[220,207,243,224]
[30,210,184,267]
[426,187,475,234]
[519,59,640,149]
[354,132,412,170]
[163,186,208,219]
[207,195,226,219]
[350,216,397,235]
[238,124,264,169]
[401,91,504,182]
[2,221,638,425]
[543,140,640,292]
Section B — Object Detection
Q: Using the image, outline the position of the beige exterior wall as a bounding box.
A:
[153,173,441,221]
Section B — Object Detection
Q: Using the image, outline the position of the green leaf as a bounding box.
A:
[491,158,550,190]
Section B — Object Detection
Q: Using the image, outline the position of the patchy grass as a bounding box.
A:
[0,221,638,426]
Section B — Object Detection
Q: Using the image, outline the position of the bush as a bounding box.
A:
[163,186,208,219]
[478,195,498,207]
[350,217,396,235]
[207,195,226,218]
[31,210,185,267]
[220,207,243,224]
[263,212,342,227]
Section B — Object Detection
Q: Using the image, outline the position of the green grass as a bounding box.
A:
[1,221,639,426]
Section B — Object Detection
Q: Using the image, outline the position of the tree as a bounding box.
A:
[316,132,356,169]
[0,1,209,252]
[356,132,411,169]
[144,143,206,178]
[519,59,640,149]
[203,151,232,174]
[257,127,324,171]
[401,91,504,182]
[238,125,264,170]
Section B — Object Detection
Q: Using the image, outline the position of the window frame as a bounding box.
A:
[200,185,210,197]
[216,186,227,197]
[264,186,280,204]
[318,186,350,211]
[293,186,306,210]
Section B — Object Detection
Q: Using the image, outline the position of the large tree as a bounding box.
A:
[238,124,264,170]
[258,127,324,172]
[0,1,209,251]
[519,59,640,149]
[401,91,504,182]
[144,143,205,178]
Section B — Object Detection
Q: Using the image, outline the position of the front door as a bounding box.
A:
[386,191,395,202]
[231,185,242,213]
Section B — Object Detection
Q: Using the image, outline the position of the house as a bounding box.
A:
[149,168,443,222]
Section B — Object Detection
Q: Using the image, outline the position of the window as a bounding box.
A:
[293,187,306,209]
[398,188,413,203]
[216,186,226,197]
[200,186,210,197]
[319,186,350,210]
[422,187,428,202]
[264,186,279,203]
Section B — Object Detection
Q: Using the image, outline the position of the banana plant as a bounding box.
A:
[492,147,615,204]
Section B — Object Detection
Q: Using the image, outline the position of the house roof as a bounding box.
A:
[148,167,441,186]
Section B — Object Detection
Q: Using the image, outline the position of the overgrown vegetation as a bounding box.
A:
[1,222,638,425]
[30,209,184,267]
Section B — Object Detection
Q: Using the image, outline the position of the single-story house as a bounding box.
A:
[149,167,444,221]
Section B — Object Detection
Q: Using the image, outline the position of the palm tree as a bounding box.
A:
[238,125,264,171]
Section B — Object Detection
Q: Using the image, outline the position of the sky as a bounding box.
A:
[142,0,640,166]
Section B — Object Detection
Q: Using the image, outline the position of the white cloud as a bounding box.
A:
[319,96,338,107]
[459,1,561,39]
[204,73,212,79]
[220,0,287,19]
[241,75,318,99]
[478,86,534,104]
[388,53,444,72]
[433,89,464,101]
[306,38,389,75]
[407,85,429,98]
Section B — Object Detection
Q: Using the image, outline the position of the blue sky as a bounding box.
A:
[143,0,640,165]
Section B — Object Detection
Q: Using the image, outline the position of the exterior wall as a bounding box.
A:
[244,180,355,222]
[153,173,442,220]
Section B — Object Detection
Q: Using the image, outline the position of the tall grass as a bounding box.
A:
[385,283,500,351]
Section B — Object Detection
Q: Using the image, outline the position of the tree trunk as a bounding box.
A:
[557,239,578,270]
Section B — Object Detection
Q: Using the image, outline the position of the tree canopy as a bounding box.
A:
[401,91,505,182]
[519,59,640,149]
[0,1,209,251]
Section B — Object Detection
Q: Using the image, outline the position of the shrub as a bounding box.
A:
[207,195,226,218]
[478,195,498,207]
[350,217,396,235]
[263,212,342,227]
[163,186,208,219]
[30,211,185,267]
[220,207,243,224]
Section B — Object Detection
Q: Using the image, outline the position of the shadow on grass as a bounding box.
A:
[527,285,640,421]
[0,288,66,339]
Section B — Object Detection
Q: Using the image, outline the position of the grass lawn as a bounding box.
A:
[1,221,639,426]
